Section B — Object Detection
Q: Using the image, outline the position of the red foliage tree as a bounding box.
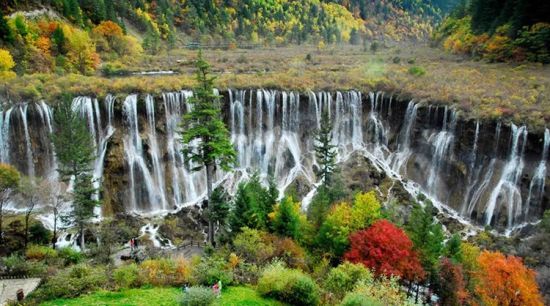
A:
[437,258,470,306]
[344,219,425,282]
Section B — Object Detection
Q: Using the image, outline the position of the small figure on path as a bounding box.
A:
[212,282,220,297]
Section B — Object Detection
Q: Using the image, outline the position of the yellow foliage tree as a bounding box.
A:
[0,49,15,71]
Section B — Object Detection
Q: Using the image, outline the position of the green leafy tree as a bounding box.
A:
[316,191,381,258]
[0,164,20,243]
[142,28,161,55]
[181,51,236,245]
[315,109,337,188]
[271,196,303,240]
[51,94,98,250]
[405,202,445,289]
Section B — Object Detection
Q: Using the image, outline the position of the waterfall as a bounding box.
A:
[20,104,35,177]
[460,121,481,215]
[163,91,205,207]
[464,122,502,218]
[485,124,528,228]
[230,89,247,169]
[145,95,168,210]
[123,95,162,212]
[0,107,13,163]
[36,101,58,179]
[92,96,115,203]
[1,89,548,233]
[525,128,550,217]
[274,91,302,188]
[389,101,418,174]
[426,107,457,197]
[367,92,388,147]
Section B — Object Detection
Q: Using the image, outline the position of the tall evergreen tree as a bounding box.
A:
[52,25,67,55]
[181,51,236,245]
[315,109,337,188]
[405,202,445,289]
[51,94,98,250]
[0,11,14,44]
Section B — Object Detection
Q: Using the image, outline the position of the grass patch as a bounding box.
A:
[40,286,284,306]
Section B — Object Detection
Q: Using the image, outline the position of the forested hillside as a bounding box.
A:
[0,0,459,77]
[434,0,550,63]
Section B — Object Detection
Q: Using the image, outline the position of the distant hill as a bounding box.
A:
[434,0,550,63]
[1,0,460,46]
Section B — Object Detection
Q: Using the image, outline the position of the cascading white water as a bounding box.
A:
[485,124,528,229]
[460,121,481,215]
[389,101,418,175]
[0,107,13,163]
[20,104,35,178]
[163,91,207,207]
[145,95,168,210]
[426,107,457,197]
[464,122,502,217]
[123,95,164,213]
[1,89,548,234]
[525,128,550,217]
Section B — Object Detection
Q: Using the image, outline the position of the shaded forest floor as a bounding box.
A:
[2,42,549,130]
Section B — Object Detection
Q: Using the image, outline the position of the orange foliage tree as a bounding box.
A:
[344,219,425,282]
[476,251,543,306]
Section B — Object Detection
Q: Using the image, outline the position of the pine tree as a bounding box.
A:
[405,202,445,289]
[52,25,67,55]
[315,109,337,188]
[444,233,463,264]
[181,51,236,245]
[0,11,14,44]
[51,94,98,250]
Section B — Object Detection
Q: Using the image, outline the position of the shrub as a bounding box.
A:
[233,227,273,263]
[339,278,417,306]
[58,247,83,265]
[138,257,192,287]
[140,258,176,286]
[181,286,216,306]
[31,264,107,301]
[257,262,320,306]
[408,66,426,76]
[113,264,140,289]
[26,245,58,261]
[324,262,373,299]
[29,222,52,245]
[1,254,47,276]
[192,255,234,286]
[339,293,385,306]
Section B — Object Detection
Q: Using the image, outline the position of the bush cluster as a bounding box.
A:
[31,264,108,300]
[180,286,216,306]
[257,262,320,306]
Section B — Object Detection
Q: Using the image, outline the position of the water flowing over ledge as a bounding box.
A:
[0,89,548,234]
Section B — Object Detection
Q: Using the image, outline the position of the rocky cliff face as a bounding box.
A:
[1,89,548,233]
